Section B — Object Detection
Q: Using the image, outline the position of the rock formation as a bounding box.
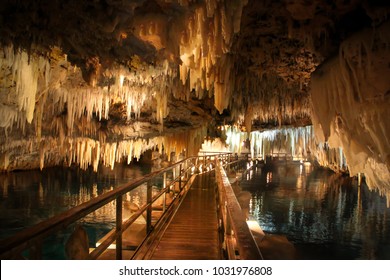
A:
[0,1,389,197]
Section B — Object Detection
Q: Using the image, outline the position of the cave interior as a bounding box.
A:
[0,0,389,200]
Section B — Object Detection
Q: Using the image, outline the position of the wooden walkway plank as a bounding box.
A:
[149,174,221,260]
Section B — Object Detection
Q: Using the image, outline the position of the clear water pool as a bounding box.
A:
[241,162,390,260]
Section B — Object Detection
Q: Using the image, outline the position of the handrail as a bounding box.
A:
[130,173,198,260]
[215,160,263,260]
[130,156,250,260]
[0,152,233,259]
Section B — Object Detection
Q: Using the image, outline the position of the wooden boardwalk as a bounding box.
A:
[148,173,222,260]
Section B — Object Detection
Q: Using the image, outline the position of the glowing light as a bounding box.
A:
[266,172,272,183]
[119,75,125,88]
[246,219,265,241]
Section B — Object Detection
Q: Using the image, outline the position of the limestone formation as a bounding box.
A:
[0,1,389,198]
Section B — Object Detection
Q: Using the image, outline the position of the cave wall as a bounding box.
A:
[310,22,390,197]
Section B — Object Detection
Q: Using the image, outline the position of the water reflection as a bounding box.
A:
[0,163,151,242]
[243,163,390,260]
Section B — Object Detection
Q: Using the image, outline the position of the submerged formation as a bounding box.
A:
[0,1,389,200]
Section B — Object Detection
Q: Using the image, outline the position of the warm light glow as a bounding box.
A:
[266,172,272,183]
[296,175,303,190]
[119,75,125,88]
[246,219,265,241]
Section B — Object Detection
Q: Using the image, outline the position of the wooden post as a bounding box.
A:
[179,163,182,190]
[146,185,152,234]
[225,202,232,236]
[163,172,167,212]
[116,195,122,260]
[184,159,187,180]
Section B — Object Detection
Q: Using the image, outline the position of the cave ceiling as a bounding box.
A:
[1,0,387,126]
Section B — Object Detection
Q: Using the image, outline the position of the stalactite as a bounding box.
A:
[310,22,390,202]
[0,125,207,172]
[225,125,248,155]
[0,43,177,141]
[155,90,169,130]
[229,73,311,126]
[0,45,51,130]
[162,125,208,160]
[172,1,247,113]
[222,125,348,174]
[0,105,18,134]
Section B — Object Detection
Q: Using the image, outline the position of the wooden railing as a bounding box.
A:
[215,160,263,260]
[0,153,234,260]
[268,153,293,161]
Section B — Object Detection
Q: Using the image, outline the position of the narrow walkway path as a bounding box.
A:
[149,173,221,260]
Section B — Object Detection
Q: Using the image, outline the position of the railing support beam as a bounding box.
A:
[146,185,152,234]
[116,195,123,260]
